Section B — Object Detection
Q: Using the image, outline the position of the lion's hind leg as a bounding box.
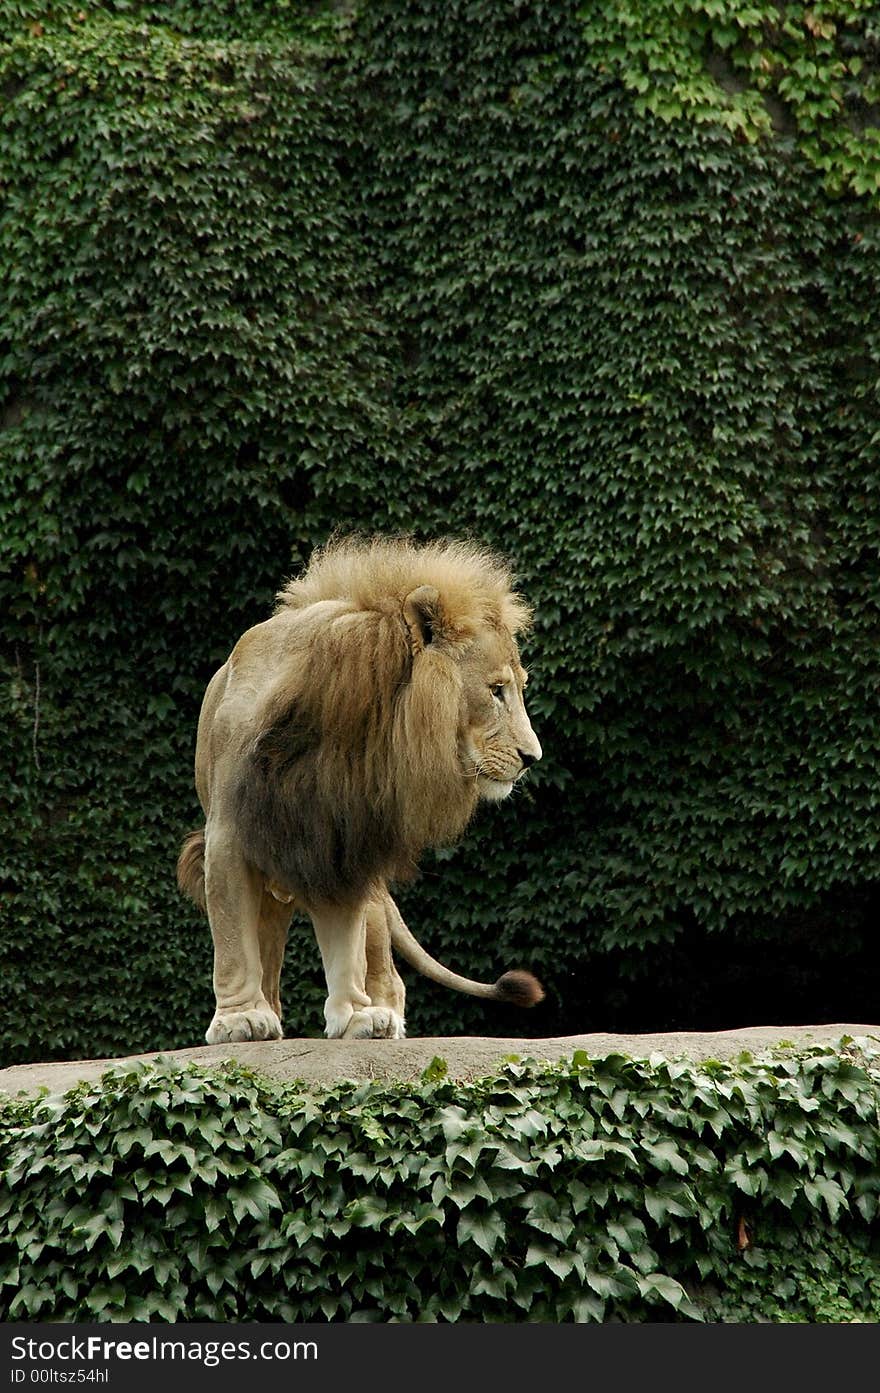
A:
[204,824,283,1044]
[259,887,294,1025]
[362,891,406,1037]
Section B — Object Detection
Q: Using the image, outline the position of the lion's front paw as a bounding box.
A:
[342,1006,406,1040]
[205,1007,283,1044]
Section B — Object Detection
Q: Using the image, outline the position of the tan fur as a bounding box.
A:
[178,534,543,1044]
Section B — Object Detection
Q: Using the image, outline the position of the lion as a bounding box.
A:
[177,534,544,1043]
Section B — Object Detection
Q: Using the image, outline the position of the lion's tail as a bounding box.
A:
[177,828,207,912]
[385,895,545,1008]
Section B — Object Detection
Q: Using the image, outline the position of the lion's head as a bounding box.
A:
[232,535,542,907]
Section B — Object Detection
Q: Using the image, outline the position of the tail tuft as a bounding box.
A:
[177,828,207,911]
[493,969,545,1008]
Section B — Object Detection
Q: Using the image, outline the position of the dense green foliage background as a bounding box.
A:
[2,1,879,1063]
[2,1043,879,1321]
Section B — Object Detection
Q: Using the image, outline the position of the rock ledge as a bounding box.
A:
[1,1022,876,1097]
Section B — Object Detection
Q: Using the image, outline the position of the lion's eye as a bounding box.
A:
[490,684,505,702]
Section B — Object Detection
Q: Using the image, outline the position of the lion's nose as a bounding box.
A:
[518,749,538,769]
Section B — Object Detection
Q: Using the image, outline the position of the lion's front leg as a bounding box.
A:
[204,824,283,1044]
[309,901,405,1040]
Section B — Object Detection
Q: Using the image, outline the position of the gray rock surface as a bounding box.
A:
[1,1022,876,1098]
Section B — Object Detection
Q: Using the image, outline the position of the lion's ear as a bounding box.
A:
[403,584,445,655]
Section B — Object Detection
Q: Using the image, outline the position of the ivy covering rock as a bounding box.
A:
[1,1041,878,1322]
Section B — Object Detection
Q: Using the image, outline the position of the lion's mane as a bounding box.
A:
[232,535,532,907]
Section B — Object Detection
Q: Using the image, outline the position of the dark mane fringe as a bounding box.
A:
[233,744,416,907]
